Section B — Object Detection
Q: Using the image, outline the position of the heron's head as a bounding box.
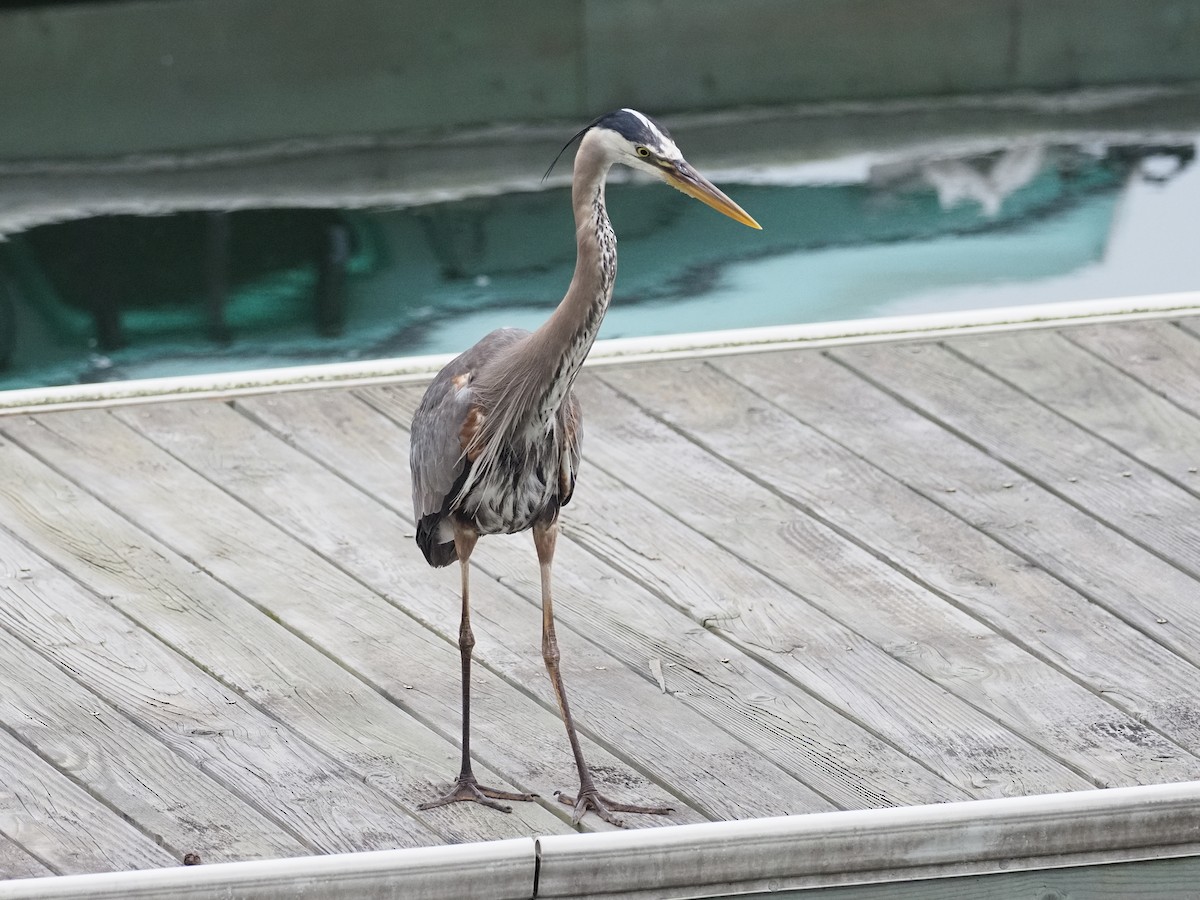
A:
[558,108,761,230]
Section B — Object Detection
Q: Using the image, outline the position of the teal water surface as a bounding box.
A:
[0,140,1195,390]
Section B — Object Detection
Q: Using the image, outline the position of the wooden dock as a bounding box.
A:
[2,315,1200,880]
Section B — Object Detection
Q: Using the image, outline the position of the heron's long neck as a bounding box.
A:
[534,143,617,412]
[475,138,616,440]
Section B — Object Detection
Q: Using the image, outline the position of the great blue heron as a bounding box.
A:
[410,108,760,826]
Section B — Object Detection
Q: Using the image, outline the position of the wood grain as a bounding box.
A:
[832,341,1200,580]
[0,536,307,864]
[95,400,704,830]
[251,387,966,809]
[951,329,1200,488]
[0,834,52,880]
[6,315,1200,873]
[712,348,1200,758]
[0,426,457,851]
[542,379,1085,796]
[1,410,574,843]
[714,346,1200,659]
[129,396,831,820]
[0,725,176,875]
[1069,319,1200,418]
[591,364,1197,789]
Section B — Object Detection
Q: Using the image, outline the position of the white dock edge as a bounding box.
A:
[0,837,536,900]
[535,781,1200,899]
[5,783,1200,899]
[1,290,1198,416]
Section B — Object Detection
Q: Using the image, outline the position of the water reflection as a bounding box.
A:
[0,138,1195,390]
[873,143,1195,216]
[880,145,1046,217]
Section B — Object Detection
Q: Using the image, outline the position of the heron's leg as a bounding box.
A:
[534,520,673,828]
[420,524,536,814]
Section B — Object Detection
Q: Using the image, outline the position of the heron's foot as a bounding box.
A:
[420,775,537,814]
[555,788,673,827]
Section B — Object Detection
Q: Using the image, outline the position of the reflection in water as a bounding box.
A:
[12,209,354,351]
[915,145,1044,217]
[0,140,1196,390]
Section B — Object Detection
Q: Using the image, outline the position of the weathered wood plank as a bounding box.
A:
[0,539,307,864]
[400,375,1093,795]
[951,329,1200,488]
[378,381,1087,801]
[1070,319,1200,418]
[587,366,1199,789]
[0,726,176,875]
[0,426,462,851]
[126,397,836,820]
[711,348,1200,756]
[1,414,576,842]
[0,834,52,880]
[8,408,658,834]
[832,341,1200,579]
[354,383,1026,803]
[242,388,965,810]
[713,346,1200,674]
[357,384,424,424]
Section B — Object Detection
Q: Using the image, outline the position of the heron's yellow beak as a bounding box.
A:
[665,161,761,230]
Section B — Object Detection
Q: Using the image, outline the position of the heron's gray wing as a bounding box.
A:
[409,328,527,565]
[410,372,469,519]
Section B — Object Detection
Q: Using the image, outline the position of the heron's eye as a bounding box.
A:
[635,146,651,158]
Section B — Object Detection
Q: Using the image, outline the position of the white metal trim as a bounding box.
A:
[0,837,536,900]
[1,290,1198,416]
[3,783,1200,899]
[535,781,1200,898]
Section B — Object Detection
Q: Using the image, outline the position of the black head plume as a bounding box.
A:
[541,109,672,182]
[541,115,601,183]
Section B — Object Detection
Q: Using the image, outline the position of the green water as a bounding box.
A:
[1,140,1196,391]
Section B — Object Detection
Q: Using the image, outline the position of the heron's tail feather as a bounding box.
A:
[416,514,457,567]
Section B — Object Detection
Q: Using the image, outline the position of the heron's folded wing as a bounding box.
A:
[410,373,472,524]
[409,328,529,522]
